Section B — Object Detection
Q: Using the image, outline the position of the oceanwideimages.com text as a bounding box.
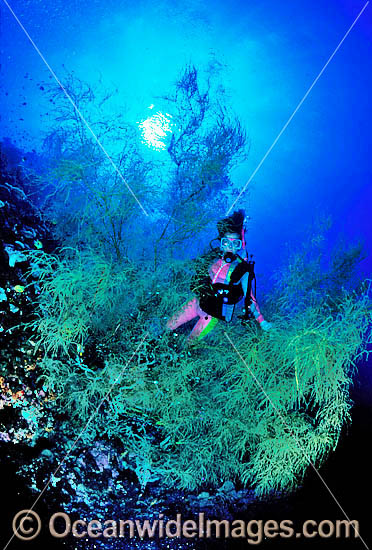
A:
[13,510,361,544]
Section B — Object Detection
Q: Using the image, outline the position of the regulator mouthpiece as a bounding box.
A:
[223,252,236,263]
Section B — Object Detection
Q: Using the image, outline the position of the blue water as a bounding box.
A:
[1,0,371,278]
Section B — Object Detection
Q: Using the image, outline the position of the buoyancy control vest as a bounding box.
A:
[199,256,256,322]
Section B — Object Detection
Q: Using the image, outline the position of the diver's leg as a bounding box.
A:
[188,304,219,342]
[166,297,199,330]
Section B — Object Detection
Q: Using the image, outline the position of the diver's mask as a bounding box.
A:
[220,237,242,250]
[220,237,242,263]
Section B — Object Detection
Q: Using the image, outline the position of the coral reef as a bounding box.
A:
[0,67,371,550]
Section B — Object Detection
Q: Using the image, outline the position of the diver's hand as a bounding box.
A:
[260,320,272,332]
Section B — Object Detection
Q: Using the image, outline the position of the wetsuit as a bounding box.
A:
[167,254,267,342]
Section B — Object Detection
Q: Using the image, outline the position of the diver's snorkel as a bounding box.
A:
[240,216,249,261]
[242,222,246,250]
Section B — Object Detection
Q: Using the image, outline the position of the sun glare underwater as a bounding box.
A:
[138,106,174,151]
[0,0,372,549]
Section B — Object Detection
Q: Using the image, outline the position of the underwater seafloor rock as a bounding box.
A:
[9,436,268,550]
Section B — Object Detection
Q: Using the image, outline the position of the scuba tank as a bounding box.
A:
[222,296,235,322]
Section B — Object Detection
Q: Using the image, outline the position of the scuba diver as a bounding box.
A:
[166,210,272,343]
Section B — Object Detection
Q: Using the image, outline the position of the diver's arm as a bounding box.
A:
[250,293,271,330]
[241,272,271,330]
[249,293,264,324]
